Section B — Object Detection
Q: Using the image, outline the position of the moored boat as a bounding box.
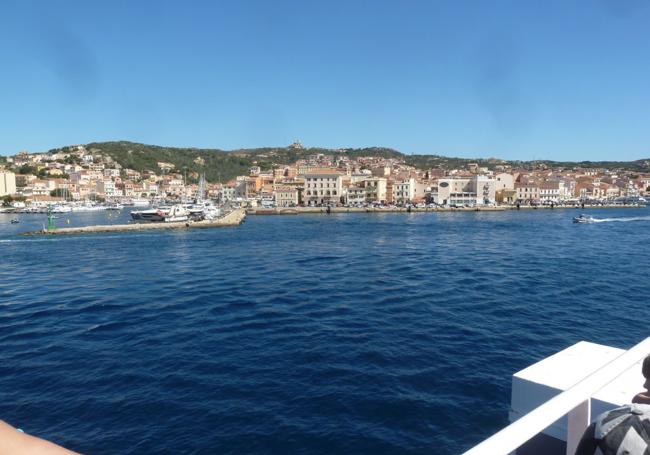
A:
[131,208,167,222]
[163,205,190,222]
[130,198,151,207]
[131,205,190,223]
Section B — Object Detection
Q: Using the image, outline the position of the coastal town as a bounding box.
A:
[1,142,649,214]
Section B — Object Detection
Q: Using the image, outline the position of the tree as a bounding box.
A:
[50,189,68,198]
[1,195,13,207]
[2,195,25,206]
[64,155,81,165]
[17,164,38,175]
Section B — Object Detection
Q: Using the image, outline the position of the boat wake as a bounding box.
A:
[591,216,650,223]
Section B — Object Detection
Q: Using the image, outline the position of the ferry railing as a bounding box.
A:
[463,336,650,455]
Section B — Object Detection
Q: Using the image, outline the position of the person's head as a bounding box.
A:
[642,355,650,390]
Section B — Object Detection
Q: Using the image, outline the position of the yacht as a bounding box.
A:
[131,207,167,222]
[131,205,190,223]
[164,205,190,222]
[51,204,73,213]
[185,202,221,221]
[71,202,106,212]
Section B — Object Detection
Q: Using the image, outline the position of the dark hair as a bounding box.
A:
[643,356,650,379]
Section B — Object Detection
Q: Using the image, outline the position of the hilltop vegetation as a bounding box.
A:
[402,155,650,173]
[50,142,407,182]
[47,141,650,183]
[80,142,249,183]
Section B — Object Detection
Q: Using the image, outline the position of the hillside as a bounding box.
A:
[51,142,406,182]
[48,141,650,183]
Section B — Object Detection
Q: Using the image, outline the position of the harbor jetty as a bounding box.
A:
[22,209,246,236]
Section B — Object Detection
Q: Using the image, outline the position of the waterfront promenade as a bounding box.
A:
[246,204,643,215]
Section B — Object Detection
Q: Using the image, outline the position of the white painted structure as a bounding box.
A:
[393,178,416,204]
[463,337,650,455]
[495,173,515,191]
[303,173,343,205]
[436,176,496,206]
[0,170,16,196]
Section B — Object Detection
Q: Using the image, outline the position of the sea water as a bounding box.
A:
[1,207,649,454]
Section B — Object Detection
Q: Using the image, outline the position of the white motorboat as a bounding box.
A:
[573,214,595,223]
[131,207,167,222]
[71,203,107,212]
[131,198,151,207]
[51,204,72,213]
[184,202,221,221]
[163,205,190,222]
[131,205,189,223]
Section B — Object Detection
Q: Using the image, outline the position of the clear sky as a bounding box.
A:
[1,0,649,161]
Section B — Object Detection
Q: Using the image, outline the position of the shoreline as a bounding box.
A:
[247,204,645,215]
[15,204,646,235]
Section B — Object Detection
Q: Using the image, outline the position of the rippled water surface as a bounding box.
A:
[1,208,649,454]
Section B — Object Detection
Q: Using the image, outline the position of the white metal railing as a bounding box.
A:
[463,336,650,455]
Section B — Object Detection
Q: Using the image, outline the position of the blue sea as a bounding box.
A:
[1,207,649,454]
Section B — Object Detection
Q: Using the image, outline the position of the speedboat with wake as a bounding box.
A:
[573,214,595,223]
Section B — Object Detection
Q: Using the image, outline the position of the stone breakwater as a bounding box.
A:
[247,205,643,215]
[21,209,246,236]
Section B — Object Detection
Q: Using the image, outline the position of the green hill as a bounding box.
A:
[47,141,650,183]
[52,142,405,183]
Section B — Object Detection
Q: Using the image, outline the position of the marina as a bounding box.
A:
[20,208,246,235]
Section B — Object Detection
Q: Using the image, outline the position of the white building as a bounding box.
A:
[361,177,387,203]
[303,172,343,205]
[539,181,561,203]
[474,175,496,205]
[103,168,120,178]
[0,170,17,196]
[435,176,496,206]
[495,173,515,191]
[346,186,366,205]
[274,186,299,207]
[393,178,416,204]
[96,180,116,197]
[515,182,540,203]
[219,187,236,202]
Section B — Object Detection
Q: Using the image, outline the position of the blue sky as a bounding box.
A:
[1,0,649,160]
